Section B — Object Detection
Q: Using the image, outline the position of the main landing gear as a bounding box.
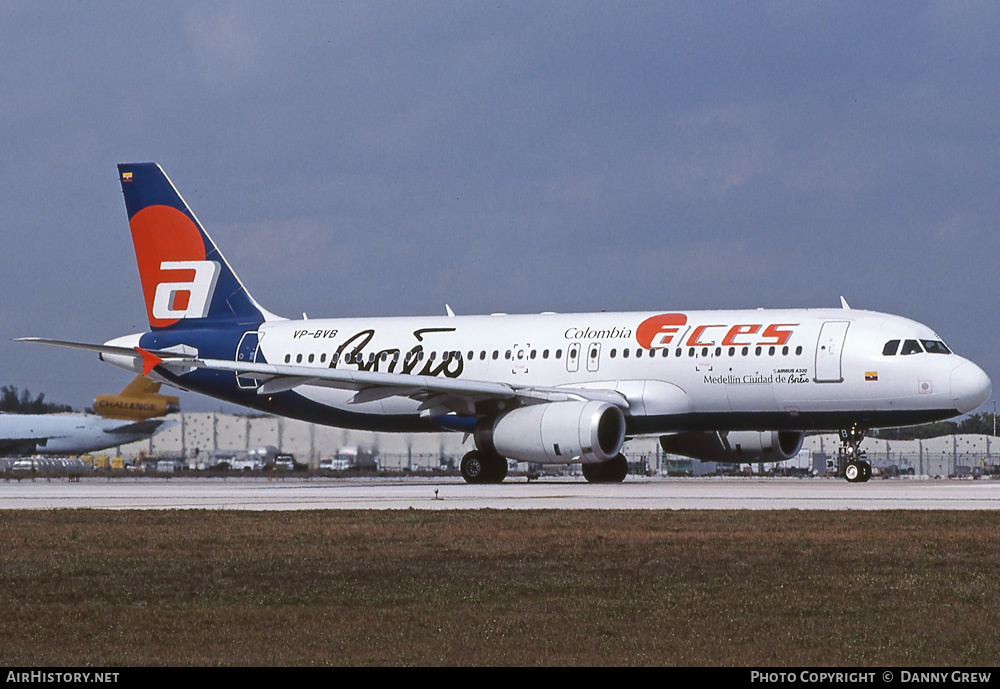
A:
[459,450,630,484]
[581,454,628,483]
[839,425,872,483]
[460,450,508,484]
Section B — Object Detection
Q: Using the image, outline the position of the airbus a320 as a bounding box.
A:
[22,163,992,483]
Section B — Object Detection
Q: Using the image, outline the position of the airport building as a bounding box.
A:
[97,412,999,479]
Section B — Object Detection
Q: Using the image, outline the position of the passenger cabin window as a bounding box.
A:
[900,339,923,355]
[883,340,900,356]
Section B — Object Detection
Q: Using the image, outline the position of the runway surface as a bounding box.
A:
[2,476,999,510]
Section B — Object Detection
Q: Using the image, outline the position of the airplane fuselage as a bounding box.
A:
[107,306,987,437]
[0,413,169,455]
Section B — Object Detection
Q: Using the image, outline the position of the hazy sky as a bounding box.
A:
[2,1,999,414]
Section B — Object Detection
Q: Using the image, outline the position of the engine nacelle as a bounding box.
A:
[659,430,804,464]
[477,401,626,465]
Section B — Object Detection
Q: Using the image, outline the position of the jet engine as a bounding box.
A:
[659,430,804,464]
[477,400,626,464]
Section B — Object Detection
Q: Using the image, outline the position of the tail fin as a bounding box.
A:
[118,163,279,330]
[95,375,180,421]
[118,375,160,397]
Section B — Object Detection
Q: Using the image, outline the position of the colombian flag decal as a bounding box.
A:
[122,171,133,182]
[865,371,878,381]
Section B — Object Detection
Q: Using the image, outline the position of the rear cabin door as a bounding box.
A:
[235,331,262,389]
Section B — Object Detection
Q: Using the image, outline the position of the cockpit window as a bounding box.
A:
[900,339,923,355]
[882,340,899,356]
[921,340,951,354]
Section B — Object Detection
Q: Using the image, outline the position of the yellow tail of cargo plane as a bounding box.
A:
[94,376,180,421]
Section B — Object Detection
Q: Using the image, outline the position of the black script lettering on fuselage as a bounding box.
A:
[329,328,463,378]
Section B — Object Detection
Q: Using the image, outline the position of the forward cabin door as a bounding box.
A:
[814,321,850,383]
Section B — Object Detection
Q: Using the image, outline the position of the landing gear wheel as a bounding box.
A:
[859,460,872,482]
[461,451,487,484]
[460,450,507,484]
[488,454,508,483]
[582,454,628,483]
[839,424,871,483]
[844,460,872,483]
[845,461,861,483]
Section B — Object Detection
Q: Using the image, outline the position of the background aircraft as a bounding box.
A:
[0,375,178,456]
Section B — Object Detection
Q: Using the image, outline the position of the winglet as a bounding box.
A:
[137,348,163,375]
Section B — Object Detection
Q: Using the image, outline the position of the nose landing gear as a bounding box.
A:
[839,425,872,483]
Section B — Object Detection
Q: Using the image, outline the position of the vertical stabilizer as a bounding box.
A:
[118,163,280,330]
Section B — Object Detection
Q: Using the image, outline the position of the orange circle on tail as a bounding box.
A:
[129,205,207,328]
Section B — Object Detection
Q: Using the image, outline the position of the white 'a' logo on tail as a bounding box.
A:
[152,260,221,320]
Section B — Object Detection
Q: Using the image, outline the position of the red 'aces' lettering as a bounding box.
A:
[722,324,761,346]
[760,323,796,346]
[687,325,726,347]
[636,313,688,349]
[636,315,798,349]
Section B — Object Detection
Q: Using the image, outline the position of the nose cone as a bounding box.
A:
[951,360,992,414]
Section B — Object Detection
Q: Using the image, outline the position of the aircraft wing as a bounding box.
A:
[105,419,170,435]
[18,338,629,417]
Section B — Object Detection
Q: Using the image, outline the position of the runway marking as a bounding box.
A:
[2,477,999,510]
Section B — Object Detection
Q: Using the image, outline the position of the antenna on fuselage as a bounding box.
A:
[840,296,851,310]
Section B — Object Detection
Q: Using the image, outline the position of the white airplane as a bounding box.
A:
[21,163,991,483]
[0,376,177,455]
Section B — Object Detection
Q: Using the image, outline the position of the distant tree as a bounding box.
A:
[957,412,998,436]
[875,413,999,440]
[875,421,958,440]
[0,385,74,414]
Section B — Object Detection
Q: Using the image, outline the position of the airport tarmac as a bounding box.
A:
[1,476,999,510]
